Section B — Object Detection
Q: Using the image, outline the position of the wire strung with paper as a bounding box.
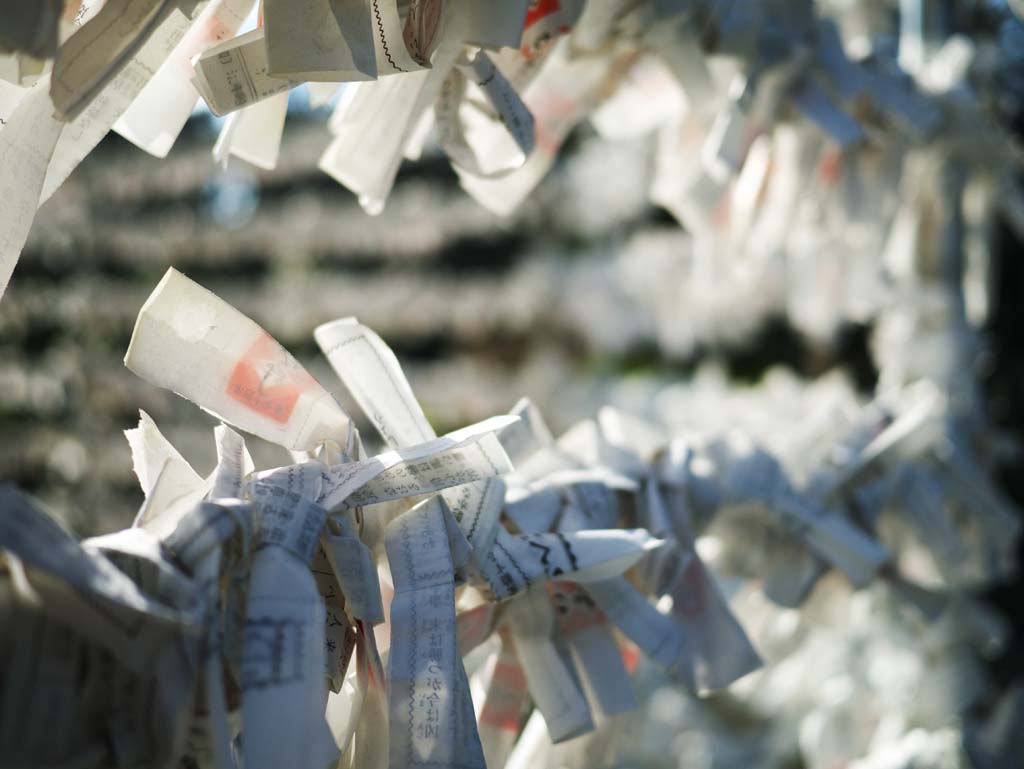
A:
[1,0,1023,300]
[0,261,1019,769]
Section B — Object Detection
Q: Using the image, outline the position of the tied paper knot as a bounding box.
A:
[252,483,328,566]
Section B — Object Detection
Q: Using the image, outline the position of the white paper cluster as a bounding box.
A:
[1,263,1019,769]
[1,0,1023,305]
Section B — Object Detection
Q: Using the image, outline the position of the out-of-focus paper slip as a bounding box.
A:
[0,75,62,298]
[0,56,20,88]
[0,594,196,769]
[520,0,584,55]
[549,580,636,719]
[791,78,865,148]
[435,50,535,178]
[0,608,93,766]
[85,524,199,608]
[0,78,26,114]
[212,89,289,170]
[570,0,637,52]
[476,632,529,769]
[773,493,889,587]
[459,0,529,50]
[126,268,353,452]
[587,54,686,141]
[498,397,555,466]
[115,0,257,157]
[458,40,624,216]
[713,437,890,587]
[814,19,868,101]
[317,0,462,213]
[818,384,941,497]
[900,470,970,581]
[262,0,376,81]
[504,586,593,743]
[316,63,430,213]
[51,0,200,121]
[39,0,208,205]
[645,475,762,689]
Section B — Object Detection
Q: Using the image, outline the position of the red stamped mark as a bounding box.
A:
[549,581,607,635]
[62,0,84,23]
[226,333,316,424]
[521,0,571,58]
[524,0,561,29]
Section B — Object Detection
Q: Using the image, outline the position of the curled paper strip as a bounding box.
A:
[435,49,536,178]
